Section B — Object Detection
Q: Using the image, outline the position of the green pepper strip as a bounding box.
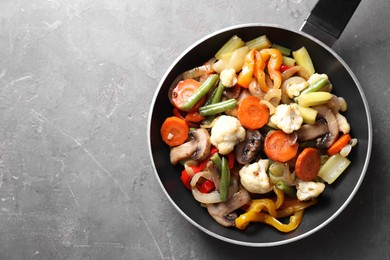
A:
[180,74,219,111]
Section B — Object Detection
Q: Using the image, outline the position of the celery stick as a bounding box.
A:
[297,105,318,124]
[297,92,332,107]
[215,35,245,60]
[318,153,351,184]
[292,47,315,76]
[282,56,296,66]
[272,44,291,56]
[245,35,272,50]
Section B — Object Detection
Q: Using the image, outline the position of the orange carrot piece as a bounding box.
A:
[184,110,205,123]
[171,79,206,112]
[160,116,189,147]
[264,130,299,162]
[327,133,351,156]
[237,96,269,130]
[295,147,321,181]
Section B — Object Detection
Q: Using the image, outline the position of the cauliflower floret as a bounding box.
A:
[270,103,303,134]
[336,113,350,134]
[286,81,309,99]
[239,159,272,194]
[307,73,328,85]
[210,115,245,155]
[220,68,237,87]
[296,180,325,201]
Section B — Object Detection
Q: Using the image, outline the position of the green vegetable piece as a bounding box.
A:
[180,74,219,111]
[219,157,230,201]
[215,35,245,60]
[210,152,222,170]
[199,98,237,116]
[318,153,351,184]
[245,35,272,50]
[276,181,296,198]
[272,44,291,56]
[293,77,330,102]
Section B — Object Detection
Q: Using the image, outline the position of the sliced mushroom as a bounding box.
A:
[206,188,251,227]
[235,130,263,164]
[296,119,328,142]
[313,105,339,149]
[170,128,211,165]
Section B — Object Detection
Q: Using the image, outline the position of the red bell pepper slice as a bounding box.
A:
[198,179,215,193]
[180,169,192,190]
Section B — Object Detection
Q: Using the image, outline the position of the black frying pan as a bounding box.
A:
[148,0,372,246]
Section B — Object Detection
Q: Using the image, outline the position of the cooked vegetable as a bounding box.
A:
[295,147,321,181]
[237,96,269,130]
[199,98,237,116]
[270,103,303,134]
[292,46,315,76]
[297,91,333,107]
[237,49,256,88]
[264,130,299,162]
[296,180,325,201]
[220,157,230,201]
[297,105,318,124]
[180,74,219,111]
[215,35,245,60]
[210,115,246,155]
[276,181,296,198]
[295,75,330,101]
[245,34,272,50]
[272,43,291,56]
[160,116,189,147]
[260,48,283,89]
[318,153,351,184]
[213,46,249,73]
[327,134,351,156]
[239,159,272,194]
[171,79,204,111]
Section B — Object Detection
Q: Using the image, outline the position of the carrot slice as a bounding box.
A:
[160,116,189,147]
[264,130,299,162]
[237,96,269,130]
[327,133,351,156]
[295,147,321,181]
[171,79,206,112]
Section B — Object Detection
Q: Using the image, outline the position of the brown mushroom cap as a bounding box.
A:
[169,128,211,165]
[206,188,251,227]
[235,130,263,164]
[313,105,339,149]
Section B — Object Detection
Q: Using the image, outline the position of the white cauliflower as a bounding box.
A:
[296,180,325,201]
[270,103,303,134]
[308,73,328,85]
[239,159,272,194]
[336,113,350,134]
[286,81,309,99]
[210,115,245,155]
[220,68,237,87]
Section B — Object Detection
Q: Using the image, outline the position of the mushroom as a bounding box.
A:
[296,119,328,142]
[206,188,251,227]
[170,128,211,165]
[235,130,263,164]
[313,105,339,149]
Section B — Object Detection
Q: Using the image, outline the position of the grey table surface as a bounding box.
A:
[0,0,388,259]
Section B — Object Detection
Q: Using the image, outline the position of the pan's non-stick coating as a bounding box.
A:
[149,25,371,246]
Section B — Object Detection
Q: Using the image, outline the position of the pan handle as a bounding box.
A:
[300,0,361,47]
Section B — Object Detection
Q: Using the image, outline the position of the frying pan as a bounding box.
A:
[148,0,372,246]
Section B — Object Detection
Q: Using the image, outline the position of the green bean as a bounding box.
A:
[212,81,225,104]
[220,157,230,201]
[210,152,222,170]
[180,74,219,111]
[276,181,296,198]
[199,98,237,116]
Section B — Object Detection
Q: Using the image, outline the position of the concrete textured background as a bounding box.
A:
[0,0,388,259]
